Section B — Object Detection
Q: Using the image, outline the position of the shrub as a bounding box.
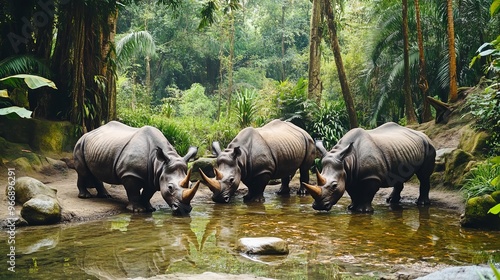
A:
[234,88,257,128]
[308,101,349,150]
[465,88,500,156]
[461,157,500,200]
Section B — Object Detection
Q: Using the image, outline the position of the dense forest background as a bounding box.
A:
[0,0,499,153]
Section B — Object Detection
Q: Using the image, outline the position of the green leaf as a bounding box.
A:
[490,262,500,279]
[0,74,57,90]
[0,106,32,118]
[490,156,500,165]
[491,0,500,17]
[489,204,500,215]
[492,175,500,187]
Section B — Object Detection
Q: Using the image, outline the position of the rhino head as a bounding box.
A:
[199,141,242,203]
[303,141,353,211]
[154,146,200,215]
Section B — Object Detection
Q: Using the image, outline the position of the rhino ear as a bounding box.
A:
[232,146,242,159]
[183,146,198,163]
[156,148,170,164]
[212,141,222,156]
[315,140,328,157]
[339,142,354,161]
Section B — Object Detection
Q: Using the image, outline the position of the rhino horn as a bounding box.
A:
[180,168,192,189]
[316,169,327,186]
[214,168,223,180]
[181,180,200,203]
[199,168,221,193]
[303,183,322,200]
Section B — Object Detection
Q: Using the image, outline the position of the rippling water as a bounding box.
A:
[1,191,498,279]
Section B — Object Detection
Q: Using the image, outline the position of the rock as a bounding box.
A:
[460,194,500,229]
[190,157,216,181]
[21,194,62,225]
[416,265,497,280]
[443,149,473,188]
[9,176,57,204]
[458,125,489,156]
[236,237,289,255]
[434,148,455,172]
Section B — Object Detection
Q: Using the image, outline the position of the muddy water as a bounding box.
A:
[1,192,499,279]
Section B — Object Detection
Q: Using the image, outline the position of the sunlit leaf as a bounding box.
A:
[0,106,32,118]
[488,203,500,215]
[0,74,57,89]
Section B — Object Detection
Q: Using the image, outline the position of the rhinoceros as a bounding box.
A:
[199,119,316,203]
[303,122,436,212]
[73,121,200,214]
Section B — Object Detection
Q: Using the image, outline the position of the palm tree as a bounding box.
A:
[402,0,418,124]
[447,0,458,102]
[308,0,323,105]
[323,0,358,129]
[414,0,431,122]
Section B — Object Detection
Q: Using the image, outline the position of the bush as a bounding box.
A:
[461,157,500,200]
[117,105,192,155]
[308,101,349,150]
[465,88,500,156]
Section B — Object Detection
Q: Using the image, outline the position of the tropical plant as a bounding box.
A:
[308,101,349,150]
[461,157,500,200]
[234,88,257,128]
[464,88,500,156]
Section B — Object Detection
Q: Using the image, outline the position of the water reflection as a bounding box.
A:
[0,194,498,279]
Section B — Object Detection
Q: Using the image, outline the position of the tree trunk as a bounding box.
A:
[402,0,418,124]
[447,0,458,102]
[103,9,118,121]
[226,13,235,119]
[414,0,431,122]
[323,0,358,129]
[307,0,323,105]
[281,4,286,81]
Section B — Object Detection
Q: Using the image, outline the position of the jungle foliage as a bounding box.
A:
[0,0,499,155]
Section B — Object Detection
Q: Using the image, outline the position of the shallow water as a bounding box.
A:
[1,191,499,279]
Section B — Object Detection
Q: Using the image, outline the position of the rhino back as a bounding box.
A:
[343,123,434,183]
[255,120,315,177]
[76,122,174,184]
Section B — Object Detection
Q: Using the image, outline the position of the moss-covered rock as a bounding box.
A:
[491,191,500,203]
[10,176,57,204]
[0,115,78,154]
[190,157,216,181]
[458,125,489,157]
[443,149,474,188]
[460,194,500,229]
[20,194,61,225]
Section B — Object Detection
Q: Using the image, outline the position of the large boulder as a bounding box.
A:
[460,192,500,229]
[236,237,289,255]
[9,176,57,204]
[416,265,497,280]
[20,194,62,225]
[458,125,489,157]
[190,157,216,182]
[443,149,473,188]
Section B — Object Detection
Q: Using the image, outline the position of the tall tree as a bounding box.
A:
[323,0,358,128]
[447,0,458,102]
[414,0,431,122]
[308,0,323,105]
[402,0,417,124]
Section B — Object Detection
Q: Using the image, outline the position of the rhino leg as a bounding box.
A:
[297,166,310,195]
[77,175,93,198]
[348,182,379,213]
[244,175,269,203]
[416,174,431,205]
[139,187,156,212]
[276,175,291,196]
[122,176,154,213]
[415,156,434,205]
[386,182,404,204]
[94,180,112,198]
